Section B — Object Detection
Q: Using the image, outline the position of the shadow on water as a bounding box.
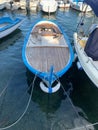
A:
[70,61,98,129]
[25,66,97,130]
[0,8,98,130]
[26,68,73,114]
[0,29,22,50]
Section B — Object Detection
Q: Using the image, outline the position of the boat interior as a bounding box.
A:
[77,36,98,70]
[26,23,70,73]
[0,23,9,29]
[27,23,68,47]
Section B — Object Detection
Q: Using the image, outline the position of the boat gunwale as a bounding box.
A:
[22,19,74,82]
[0,17,23,32]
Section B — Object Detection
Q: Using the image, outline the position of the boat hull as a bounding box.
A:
[22,20,74,93]
[74,33,98,88]
[0,2,5,10]
[40,0,58,13]
[69,0,92,12]
[0,17,23,39]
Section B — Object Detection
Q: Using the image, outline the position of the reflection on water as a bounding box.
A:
[0,8,98,130]
[0,29,22,50]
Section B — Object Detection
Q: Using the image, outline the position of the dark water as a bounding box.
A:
[0,8,98,130]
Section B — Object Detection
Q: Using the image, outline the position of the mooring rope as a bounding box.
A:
[54,74,88,130]
[54,74,98,129]
[0,73,37,130]
[70,122,98,130]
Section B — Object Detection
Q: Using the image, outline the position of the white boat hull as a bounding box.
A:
[74,33,98,87]
[58,1,70,8]
[40,0,58,13]
[69,0,92,12]
[0,2,5,10]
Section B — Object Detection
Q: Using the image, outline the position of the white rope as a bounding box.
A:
[70,122,98,130]
[53,74,98,130]
[54,74,88,130]
[0,73,37,130]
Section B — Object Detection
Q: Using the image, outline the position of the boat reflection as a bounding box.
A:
[26,69,73,113]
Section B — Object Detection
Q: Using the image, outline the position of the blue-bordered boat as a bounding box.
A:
[22,20,74,93]
[0,17,23,39]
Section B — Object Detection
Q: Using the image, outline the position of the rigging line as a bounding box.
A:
[0,73,38,130]
[76,15,85,31]
[76,4,88,34]
[54,74,88,130]
[70,122,98,130]
[76,5,87,33]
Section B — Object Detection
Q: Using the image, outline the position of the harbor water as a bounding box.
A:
[0,8,98,130]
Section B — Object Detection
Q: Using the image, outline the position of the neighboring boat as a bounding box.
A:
[5,1,20,10]
[69,0,92,12]
[40,0,58,13]
[73,0,98,88]
[74,29,98,87]
[19,0,26,10]
[0,1,6,10]
[58,0,70,8]
[22,20,74,93]
[30,1,38,11]
[0,17,23,39]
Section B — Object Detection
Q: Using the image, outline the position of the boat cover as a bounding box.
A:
[84,28,98,60]
[84,0,98,17]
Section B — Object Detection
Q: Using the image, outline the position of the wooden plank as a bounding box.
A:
[26,46,70,73]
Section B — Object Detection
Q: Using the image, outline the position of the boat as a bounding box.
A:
[69,0,92,12]
[40,0,58,13]
[19,0,26,10]
[22,20,74,93]
[73,0,98,87]
[0,1,6,10]
[0,17,23,39]
[5,1,20,10]
[58,0,70,8]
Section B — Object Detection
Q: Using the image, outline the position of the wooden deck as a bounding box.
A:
[26,46,70,73]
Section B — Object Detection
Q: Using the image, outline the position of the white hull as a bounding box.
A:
[58,1,70,8]
[0,2,5,10]
[30,2,38,11]
[0,20,23,39]
[40,0,58,13]
[74,33,98,87]
[58,3,70,8]
[5,2,20,10]
[69,0,92,12]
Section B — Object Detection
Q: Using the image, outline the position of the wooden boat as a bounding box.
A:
[22,20,74,93]
[19,0,26,10]
[0,17,23,39]
[40,0,58,13]
[69,0,92,12]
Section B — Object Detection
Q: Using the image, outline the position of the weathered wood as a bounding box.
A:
[26,46,69,72]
